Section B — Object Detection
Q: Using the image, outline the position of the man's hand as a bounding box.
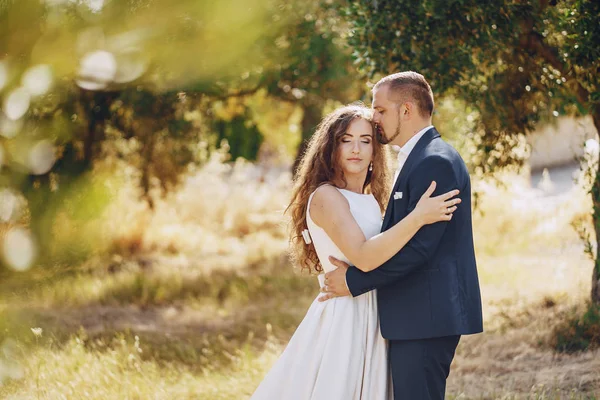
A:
[318,256,351,302]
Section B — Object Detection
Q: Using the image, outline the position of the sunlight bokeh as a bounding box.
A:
[3,227,36,271]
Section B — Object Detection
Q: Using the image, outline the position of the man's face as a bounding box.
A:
[372,85,401,145]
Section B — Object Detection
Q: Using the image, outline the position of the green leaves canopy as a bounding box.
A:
[344,0,599,171]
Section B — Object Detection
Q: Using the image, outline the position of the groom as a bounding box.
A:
[319,71,483,399]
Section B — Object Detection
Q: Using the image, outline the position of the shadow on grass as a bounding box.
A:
[0,254,319,375]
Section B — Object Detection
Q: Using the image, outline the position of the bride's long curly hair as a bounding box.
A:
[286,104,391,274]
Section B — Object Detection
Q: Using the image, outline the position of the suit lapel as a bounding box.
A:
[381,187,396,230]
[381,128,441,231]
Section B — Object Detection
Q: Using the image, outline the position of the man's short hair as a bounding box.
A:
[373,71,434,117]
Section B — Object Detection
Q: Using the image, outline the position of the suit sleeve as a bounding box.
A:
[345,156,459,297]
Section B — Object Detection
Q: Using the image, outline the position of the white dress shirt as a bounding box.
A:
[392,125,434,184]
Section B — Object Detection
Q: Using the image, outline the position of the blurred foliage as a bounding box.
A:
[342,0,600,302]
[0,0,365,270]
[0,0,275,270]
[226,0,365,169]
[214,106,264,161]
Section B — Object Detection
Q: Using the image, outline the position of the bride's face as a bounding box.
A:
[337,118,374,176]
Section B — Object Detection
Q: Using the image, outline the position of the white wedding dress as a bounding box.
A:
[250,187,392,400]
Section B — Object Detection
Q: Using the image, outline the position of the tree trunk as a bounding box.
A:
[592,106,600,305]
[292,101,322,177]
[82,90,116,168]
[138,118,157,210]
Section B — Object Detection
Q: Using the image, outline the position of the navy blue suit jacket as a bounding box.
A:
[346,128,483,340]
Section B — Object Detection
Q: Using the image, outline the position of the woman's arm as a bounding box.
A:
[310,183,459,272]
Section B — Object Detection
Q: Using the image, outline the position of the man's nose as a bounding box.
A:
[373,113,381,123]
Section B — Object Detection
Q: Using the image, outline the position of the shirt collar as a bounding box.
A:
[401,125,434,156]
[393,125,434,161]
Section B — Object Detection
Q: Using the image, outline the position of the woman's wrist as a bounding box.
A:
[410,207,426,228]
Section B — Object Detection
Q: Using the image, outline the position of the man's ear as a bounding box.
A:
[403,101,419,120]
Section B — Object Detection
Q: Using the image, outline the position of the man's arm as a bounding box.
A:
[345,155,459,297]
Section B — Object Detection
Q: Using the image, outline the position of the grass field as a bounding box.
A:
[0,160,598,399]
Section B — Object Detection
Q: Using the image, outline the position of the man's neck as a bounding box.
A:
[413,121,433,135]
[393,122,433,147]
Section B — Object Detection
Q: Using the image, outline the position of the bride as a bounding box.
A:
[250,104,460,400]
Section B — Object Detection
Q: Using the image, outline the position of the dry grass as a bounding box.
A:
[0,161,599,399]
[0,333,281,400]
[449,298,600,399]
[102,154,291,272]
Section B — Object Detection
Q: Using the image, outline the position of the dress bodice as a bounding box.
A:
[306,186,383,285]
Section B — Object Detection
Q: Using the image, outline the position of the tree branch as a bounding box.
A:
[521,26,589,107]
[211,85,263,101]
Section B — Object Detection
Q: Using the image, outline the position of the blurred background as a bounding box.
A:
[0,0,599,398]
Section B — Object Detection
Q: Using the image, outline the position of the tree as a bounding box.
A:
[263,4,362,172]
[221,0,365,172]
[342,0,599,303]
